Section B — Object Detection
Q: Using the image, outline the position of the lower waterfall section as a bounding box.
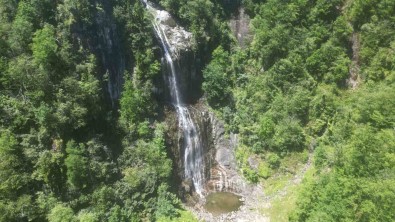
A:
[177,106,205,196]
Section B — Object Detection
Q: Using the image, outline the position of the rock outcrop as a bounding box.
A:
[206,112,249,194]
[73,0,125,107]
[148,4,193,55]
[229,7,251,48]
[146,1,201,103]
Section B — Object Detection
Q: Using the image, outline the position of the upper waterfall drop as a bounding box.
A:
[143,1,205,197]
[143,1,192,56]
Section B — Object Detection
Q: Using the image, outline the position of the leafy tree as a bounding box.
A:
[32,24,58,68]
[344,126,394,177]
[119,78,154,136]
[155,183,180,220]
[306,40,350,84]
[65,140,89,190]
[0,130,30,199]
[108,205,129,222]
[90,186,118,219]
[202,46,232,108]
[258,115,275,150]
[272,117,305,153]
[48,204,76,222]
[77,211,99,222]
[8,1,35,54]
[33,150,66,195]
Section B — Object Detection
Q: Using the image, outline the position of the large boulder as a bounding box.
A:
[156,10,177,27]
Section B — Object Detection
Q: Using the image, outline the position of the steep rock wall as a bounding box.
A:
[165,102,250,197]
[229,7,251,48]
[71,0,125,108]
[161,51,201,104]
[149,1,246,197]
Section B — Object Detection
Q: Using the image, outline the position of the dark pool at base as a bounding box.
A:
[204,192,243,216]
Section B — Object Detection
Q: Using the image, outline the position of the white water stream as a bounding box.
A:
[143,1,205,196]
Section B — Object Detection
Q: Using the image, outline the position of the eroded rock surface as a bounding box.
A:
[147,2,193,55]
[229,7,251,48]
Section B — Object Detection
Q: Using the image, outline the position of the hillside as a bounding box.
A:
[0,0,394,221]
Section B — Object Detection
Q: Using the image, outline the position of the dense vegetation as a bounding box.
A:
[202,0,395,221]
[1,0,394,221]
[0,0,198,221]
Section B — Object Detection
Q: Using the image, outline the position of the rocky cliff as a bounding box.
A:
[71,0,125,108]
[150,1,248,198]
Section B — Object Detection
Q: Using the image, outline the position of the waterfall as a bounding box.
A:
[144,1,205,197]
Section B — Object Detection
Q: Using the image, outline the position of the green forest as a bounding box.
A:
[0,0,394,221]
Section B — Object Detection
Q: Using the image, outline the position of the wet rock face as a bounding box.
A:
[164,104,214,197]
[156,10,177,27]
[165,103,248,196]
[150,7,193,55]
[95,9,125,107]
[161,51,200,104]
[148,3,201,104]
[176,51,201,103]
[176,104,247,195]
[159,53,201,104]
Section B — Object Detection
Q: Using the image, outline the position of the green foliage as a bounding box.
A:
[119,78,154,136]
[77,211,99,222]
[0,130,30,199]
[202,46,233,108]
[363,41,395,82]
[266,153,280,169]
[272,117,305,153]
[257,162,271,179]
[344,126,394,177]
[332,16,353,44]
[108,205,129,222]
[119,124,172,185]
[90,186,118,218]
[33,150,66,194]
[203,1,395,220]
[351,83,395,128]
[65,140,89,190]
[115,2,163,169]
[257,116,275,151]
[291,173,395,222]
[256,114,306,153]
[158,0,232,53]
[0,0,185,221]
[155,183,180,220]
[306,40,350,84]
[32,24,58,67]
[291,83,395,221]
[48,204,76,222]
[1,0,394,221]
[8,2,34,54]
[244,167,259,183]
[0,194,38,221]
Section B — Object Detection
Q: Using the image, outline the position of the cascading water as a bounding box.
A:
[143,1,205,197]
